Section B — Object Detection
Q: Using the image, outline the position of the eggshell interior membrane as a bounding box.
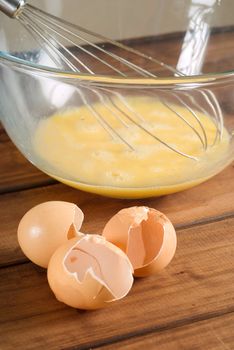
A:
[48,235,134,309]
[17,201,84,268]
[102,206,177,277]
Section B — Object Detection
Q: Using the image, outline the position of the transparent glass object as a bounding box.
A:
[0,0,233,198]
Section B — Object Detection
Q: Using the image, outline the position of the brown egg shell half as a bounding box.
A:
[47,235,134,310]
[17,201,84,268]
[102,206,177,277]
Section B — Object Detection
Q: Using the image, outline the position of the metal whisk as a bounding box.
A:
[0,0,223,160]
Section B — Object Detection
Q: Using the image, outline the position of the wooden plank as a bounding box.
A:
[0,218,234,350]
[0,125,54,194]
[98,313,234,350]
[0,163,233,267]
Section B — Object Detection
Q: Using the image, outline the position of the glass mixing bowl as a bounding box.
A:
[0,0,234,198]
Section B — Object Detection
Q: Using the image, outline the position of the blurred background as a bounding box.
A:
[1,0,234,47]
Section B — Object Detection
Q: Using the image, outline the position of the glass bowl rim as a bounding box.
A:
[1,52,234,87]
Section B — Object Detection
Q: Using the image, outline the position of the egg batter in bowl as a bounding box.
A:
[33,96,231,198]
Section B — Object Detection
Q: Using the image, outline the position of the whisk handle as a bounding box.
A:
[0,0,25,17]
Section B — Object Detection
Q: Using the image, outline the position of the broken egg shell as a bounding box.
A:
[47,235,134,310]
[17,201,84,268]
[102,206,177,277]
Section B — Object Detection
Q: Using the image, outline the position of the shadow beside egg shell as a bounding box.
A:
[102,206,177,277]
[47,235,134,310]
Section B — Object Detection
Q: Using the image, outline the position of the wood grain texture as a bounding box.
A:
[0,125,54,194]
[99,312,234,350]
[0,163,233,267]
[0,217,234,350]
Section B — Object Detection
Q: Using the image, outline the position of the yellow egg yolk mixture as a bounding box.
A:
[33,96,230,198]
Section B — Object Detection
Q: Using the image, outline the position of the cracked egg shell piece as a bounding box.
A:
[17,201,84,268]
[102,206,177,277]
[47,235,134,310]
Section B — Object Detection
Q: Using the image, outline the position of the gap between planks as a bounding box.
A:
[1,211,234,270]
[63,309,234,350]
[0,178,57,196]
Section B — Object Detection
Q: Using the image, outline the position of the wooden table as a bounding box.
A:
[0,119,234,350]
[1,26,234,349]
